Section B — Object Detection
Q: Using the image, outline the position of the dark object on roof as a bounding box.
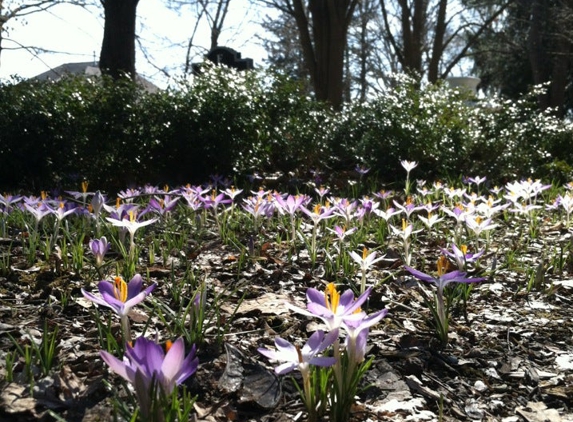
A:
[192,46,254,75]
[33,61,160,93]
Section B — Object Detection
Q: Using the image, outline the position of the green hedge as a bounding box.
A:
[0,67,571,194]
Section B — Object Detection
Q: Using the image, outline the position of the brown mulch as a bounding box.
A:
[0,216,572,422]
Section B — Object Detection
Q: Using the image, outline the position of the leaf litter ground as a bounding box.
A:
[0,192,573,422]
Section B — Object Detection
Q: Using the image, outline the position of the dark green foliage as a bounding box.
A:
[0,68,571,194]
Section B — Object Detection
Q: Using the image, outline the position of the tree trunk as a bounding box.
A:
[526,0,548,109]
[291,0,357,109]
[427,0,447,83]
[99,0,139,80]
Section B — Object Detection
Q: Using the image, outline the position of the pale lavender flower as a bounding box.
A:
[314,186,330,199]
[258,329,338,375]
[145,196,180,216]
[400,160,418,173]
[466,176,487,188]
[440,243,484,271]
[342,308,388,363]
[81,274,156,318]
[349,248,385,292]
[355,165,370,176]
[465,215,497,237]
[301,202,335,225]
[274,193,308,216]
[393,199,423,219]
[222,186,244,201]
[288,283,372,331]
[327,225,357,242]
[373,206,401,222]
[418,212,444,230]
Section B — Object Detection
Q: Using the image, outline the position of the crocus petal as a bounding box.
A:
[82,289,115,309]
[274,337,298,359]
[122,293,147,313]
[307,302,333,318]
[161,338,185,383]
[97,280,117,298]
[303,330,326,355]
[343,287,372,314]
[275,362,297,375]
[337,289,357,310]
[127,274,144,299]
[404,266,436,283]
[317,328,340,353]
[100,350,136,384]
[306,288,325,307]
[257,347,281,361]
[173,344,199,386]
[129,338,164,377]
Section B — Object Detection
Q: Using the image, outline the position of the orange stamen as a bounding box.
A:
[113,276,128,302]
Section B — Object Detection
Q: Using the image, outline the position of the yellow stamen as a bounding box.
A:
[129,210,136,222]
[362,247,368,260]
[325,283,340,312]
[113,276,128,302]
[116,197,121,209]
[402,218,407,231]
[461,245,468,255]
[313,203,321,214]
[59,202,64,209]
[82,181,89,194]
[41,191,47,200]
[437,256,448,276]
[163,184,169,192]
[88,204,93,213]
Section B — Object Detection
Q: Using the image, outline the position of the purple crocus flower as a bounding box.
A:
[258,329,338,375]
[23,202,53,224]
[100,337,198,417]
[327,225,357,242]
[343,308,388,363]
[89,236,111,268]
[301,203,335,225]
[440,243,484,271]
[288,283,372,331]
[355,165,370,176]
[405,260,486,295]
[274,193,308,216]
[145,195,180,216]
[405,258,486,345]
[81,274,156,318]
[50,201,78,221]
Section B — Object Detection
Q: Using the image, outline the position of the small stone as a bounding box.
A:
[474,380,488,392]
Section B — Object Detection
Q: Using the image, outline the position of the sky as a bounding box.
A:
[0,0,272,89]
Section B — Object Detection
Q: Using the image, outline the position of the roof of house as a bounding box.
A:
[33,61,160,93]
